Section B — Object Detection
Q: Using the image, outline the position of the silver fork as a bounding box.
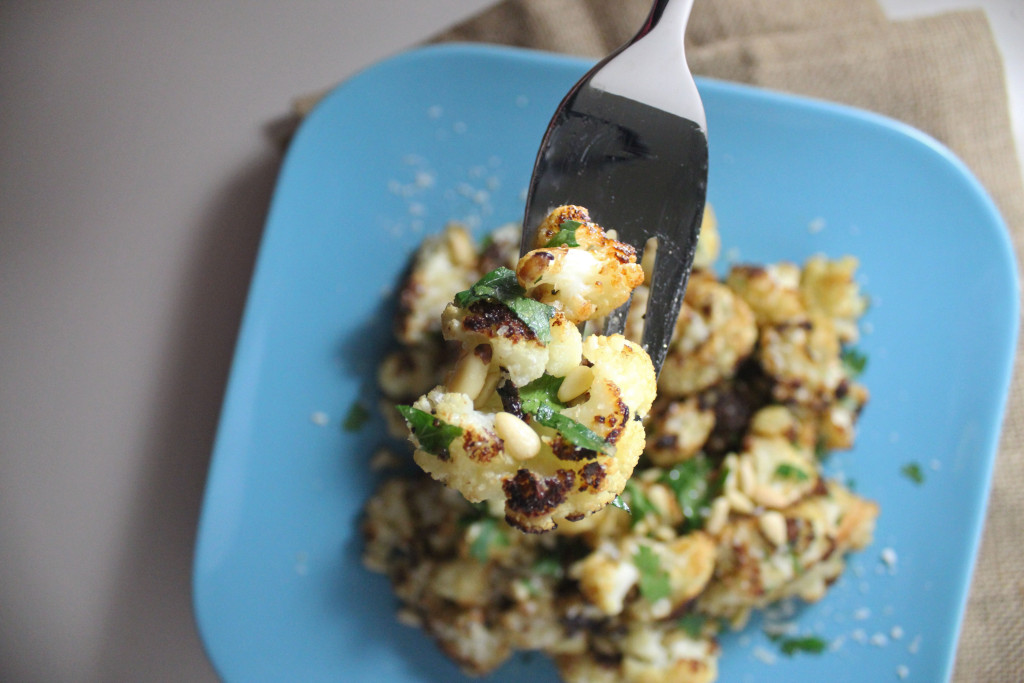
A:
[520,0,708,376]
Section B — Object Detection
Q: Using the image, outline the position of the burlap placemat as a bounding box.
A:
[433,2,1024,680]
[299,0,1023,679]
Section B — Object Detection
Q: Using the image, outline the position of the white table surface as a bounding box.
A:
[1,2,1020,681]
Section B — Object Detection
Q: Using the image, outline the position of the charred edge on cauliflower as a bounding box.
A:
[550,435,599,462]
[503,469,576,532]
[463,300,536,342]
[496,377,525,419]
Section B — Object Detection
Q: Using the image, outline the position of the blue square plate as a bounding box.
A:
[193,44,1019,682]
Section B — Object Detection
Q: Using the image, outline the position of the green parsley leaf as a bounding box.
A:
[774,463,810,482]
[660,456,722,533]
[544,219,582,248]
[813,435,829,462]
[840,346,868,378]
[611,494,632,513]
[454,267,555,342]
[678,613,707,639]
[396,405,463,458]
[469,517,509,562]
[519,374,610,454]
[532,555,563,579]
[778,635,827,656]
[623,479,660,527]
[633,545,671,603]
[901,462,925,485]
[343,401,370,432]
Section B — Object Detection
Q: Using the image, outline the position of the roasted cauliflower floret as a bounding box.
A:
[401,207,656,533]
[691,204,721,270]
[395,223,480,345]
[442,303,582,388]
[698,481,878,626]
[800,255,868,343]
[659,271,758,397]
[645,397,716,467]
[408,333,655,533]
[758,319,846,407]
[572,533,715,619]
[557,623,719,683]
[517,205,644,324]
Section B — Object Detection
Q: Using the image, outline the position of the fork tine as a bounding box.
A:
[641,233,699,373]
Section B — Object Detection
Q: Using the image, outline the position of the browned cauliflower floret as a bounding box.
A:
[800,255,868,343]
[400,207,656,533]
[441,303,581,388]
[691,204,721,270]
[645,397,716,467]
[572,533,716,619]
[697,481,878,627]
[557,623,719,683]
[758,319,846,407]
[725,262,806,326]
[394,223,480,345]
[659,271,758,397]
[516,205,644,324]
[408,333,656,533]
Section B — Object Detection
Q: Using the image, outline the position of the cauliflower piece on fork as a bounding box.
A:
[398,206,656,532]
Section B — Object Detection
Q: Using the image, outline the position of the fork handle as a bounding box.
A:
[641,0,696,40]
[589,0,704,128]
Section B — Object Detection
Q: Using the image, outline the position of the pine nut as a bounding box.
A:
[557,365,594,403]
[445,225,477,268]
[474,366,502,409]
[751,405,793,436]
[738,457,757,498]
[448,350,488,400]
[758,510,788,547]
[494,412,541,461]
[705,497,730,535]
[726,490,755,514]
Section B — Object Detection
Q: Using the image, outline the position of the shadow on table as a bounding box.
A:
[92,145,283,681]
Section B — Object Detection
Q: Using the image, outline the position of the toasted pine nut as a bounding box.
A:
[557,365,594,403]
[751,405,793,436]
[726,489,755,514]
[640,236,658,285]
[758,510,788,547]
[444,225,477,268]
[474,366,502,409]
[494,412,541,461]
[448,350,488,400]
[705,497,730,535]
[738,457,757,498]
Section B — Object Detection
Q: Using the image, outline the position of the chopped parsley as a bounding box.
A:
[623,479,661,527]
[343,401,370,432]
[611,494,631,513]
[660,456,722,533]
[395,405,463,458]
[813,435,829,461]
[633,545,671,603]
[778,635,827,656]
[544,219,582,248]
[840,346,868,378]
[454,267,555,342]
[774,463,810,482]
[900,462,925,485]
[532,554,563,579]
[678,613,707,639]
[468,517,509,561]
[519,374,610,454]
